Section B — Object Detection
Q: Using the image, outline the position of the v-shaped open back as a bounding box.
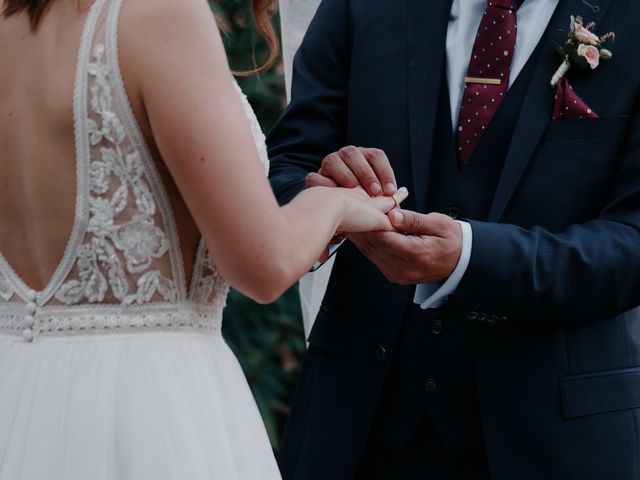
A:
[0,0,104,305]
[0,0,269,340]
[0,0,190,308]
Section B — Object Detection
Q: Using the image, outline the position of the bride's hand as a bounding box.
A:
[336,187,409,234]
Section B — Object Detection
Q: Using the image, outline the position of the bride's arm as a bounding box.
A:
[118,0,399,303]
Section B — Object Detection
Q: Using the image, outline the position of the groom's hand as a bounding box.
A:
[350,211,462,285]
[305,146,397,197]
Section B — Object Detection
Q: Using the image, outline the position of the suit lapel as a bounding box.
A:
[407,0,452,212]
[488,0,613,222]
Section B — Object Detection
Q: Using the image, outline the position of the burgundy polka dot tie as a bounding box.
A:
[456,0,525,167]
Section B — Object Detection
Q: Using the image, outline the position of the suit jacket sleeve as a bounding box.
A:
[267,0,349,206]
[455,104,640,322]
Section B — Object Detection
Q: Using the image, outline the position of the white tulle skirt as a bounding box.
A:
[0,330,281,480]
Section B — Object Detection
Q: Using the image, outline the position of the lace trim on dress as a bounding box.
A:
[189,242,229,308]
[0,303,221,338]
[233,82,270,176]
[106,0,189,300]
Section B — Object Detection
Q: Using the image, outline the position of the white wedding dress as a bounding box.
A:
[0,0,281,478]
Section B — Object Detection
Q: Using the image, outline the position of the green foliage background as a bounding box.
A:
[210,0,306,449]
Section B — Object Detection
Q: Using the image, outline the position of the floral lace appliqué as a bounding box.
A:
[56,44,178,306]
[190,243,229,312]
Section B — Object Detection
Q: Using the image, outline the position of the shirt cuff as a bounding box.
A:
[311,241,344,272]
[413,220,473,309]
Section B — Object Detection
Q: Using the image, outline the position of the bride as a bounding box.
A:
[0,0,406,478]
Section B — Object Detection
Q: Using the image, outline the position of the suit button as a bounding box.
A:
[431,320,443,335]
[447,207,460,220]
[425,378,438,392]
[375,345,388,362]
[466,311,478,321]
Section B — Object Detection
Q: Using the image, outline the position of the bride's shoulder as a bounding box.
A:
[120,0,210,18]
[116,0,227,104]
[119,0,219,39]
[118,0,222,60]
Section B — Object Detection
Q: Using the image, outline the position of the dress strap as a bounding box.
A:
[102,0,189,298]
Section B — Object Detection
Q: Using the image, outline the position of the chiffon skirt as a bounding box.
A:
[0,330,281,480]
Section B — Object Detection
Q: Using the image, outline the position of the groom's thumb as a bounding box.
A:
[390,210,441,235]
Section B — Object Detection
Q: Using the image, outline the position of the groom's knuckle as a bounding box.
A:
[431,213,450,230]
[437,215,451,229]
[323,153,341,169]
[340,145,359,158]
[370,152,391,173]
[409,214,424,232]
[431,220,445,233]
[344,177,359,188]
[368,148,386,162]
[355,164,374,180]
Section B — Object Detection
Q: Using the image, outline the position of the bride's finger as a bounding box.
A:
[392,187,409,207]
[373,187,409,213]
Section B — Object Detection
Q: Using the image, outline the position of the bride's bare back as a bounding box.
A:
[0,1,87,289]
[0,0,201,290]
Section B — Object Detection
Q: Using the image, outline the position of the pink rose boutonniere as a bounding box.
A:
[551,15,615,86]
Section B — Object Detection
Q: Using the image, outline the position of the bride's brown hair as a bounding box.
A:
[3,0,279,75]
[239,0,279,76]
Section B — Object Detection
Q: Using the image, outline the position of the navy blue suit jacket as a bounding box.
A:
[268,0,640,478]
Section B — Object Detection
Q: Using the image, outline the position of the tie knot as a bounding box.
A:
[488,0,524,11]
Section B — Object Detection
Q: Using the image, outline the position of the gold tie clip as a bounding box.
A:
[464,76,502,85]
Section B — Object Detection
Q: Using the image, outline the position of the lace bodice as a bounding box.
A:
[0,0,269,341]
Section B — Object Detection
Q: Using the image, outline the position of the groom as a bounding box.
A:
[269,0,640,478]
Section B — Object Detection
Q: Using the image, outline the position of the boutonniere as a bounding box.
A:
[550,16,615,120]
[551,16,615,86]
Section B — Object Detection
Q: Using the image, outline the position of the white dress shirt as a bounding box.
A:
[414,0,559,309]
